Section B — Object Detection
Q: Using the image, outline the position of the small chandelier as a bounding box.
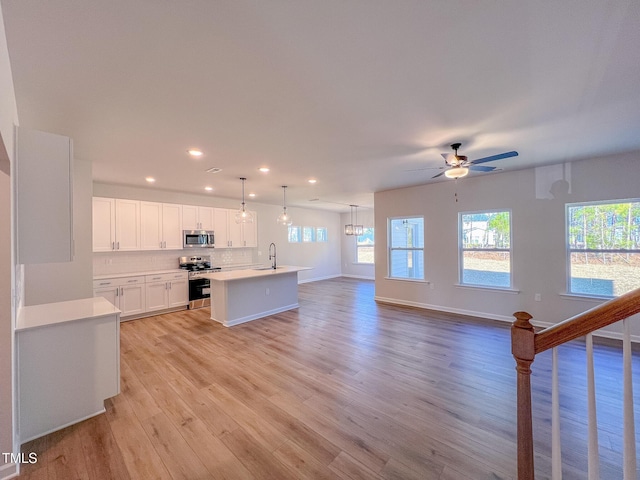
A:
[276,185,292,226]
[235,177,254,224]
[345,205,364,236]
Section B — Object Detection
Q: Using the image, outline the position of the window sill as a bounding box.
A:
[559,293,613,302]
[454,283,520,294]
[384,277,429,284]
[353,262,374,266]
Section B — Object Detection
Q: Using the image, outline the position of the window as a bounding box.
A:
[567,200,640,297]
[302,226,315,242]
[460,211,512,288]
[288,226,301,243]
[389,217,424,280]
[316,227,328,242]
[356,227,374,264]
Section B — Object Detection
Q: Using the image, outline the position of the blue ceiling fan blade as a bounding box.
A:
[470,151,518,165]
[469,165,497,172]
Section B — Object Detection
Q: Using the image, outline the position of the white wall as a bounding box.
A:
[374,151,640,340]
[340,208,375,280]
[23,160,93,305]
[0,3,18,477]
[93,183,342,282]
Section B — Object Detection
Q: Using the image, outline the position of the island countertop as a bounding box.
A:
[201,265,310,282]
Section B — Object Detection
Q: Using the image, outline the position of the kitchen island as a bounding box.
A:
[202,265,310,326]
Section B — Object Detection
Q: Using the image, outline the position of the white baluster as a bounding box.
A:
[586,333,600,479]
[623,318,637,480]
[552,347,562,479]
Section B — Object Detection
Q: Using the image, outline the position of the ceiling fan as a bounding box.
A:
[433,143,518,179]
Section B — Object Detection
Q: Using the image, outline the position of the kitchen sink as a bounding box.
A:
[253,266,283,270]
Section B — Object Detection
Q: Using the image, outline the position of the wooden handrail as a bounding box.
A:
[511,286,640,479]
[535,288,640,354]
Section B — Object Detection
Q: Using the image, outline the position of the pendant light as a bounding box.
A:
[276,185,292,226]
[353,205,364,236]
[345,205,355,235]
[345,205,364,236]
[235,177,254,224]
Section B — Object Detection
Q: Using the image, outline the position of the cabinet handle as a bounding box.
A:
[120,287,123,296]
[99,282,110,286]
[117,242,120,250]
[127,279,138,283]
[116,288,119,297]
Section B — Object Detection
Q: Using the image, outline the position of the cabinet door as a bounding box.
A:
[182,205,198,230]
[145,282,169,312]
[115,199,141,251]
[198,206,215,230]
[119,284,145,316]
[140,201,163,250]
[168,279,189,308]
[93,286,119,308]
[242,211,258,247]
[162,204,183,249]
[92,197,116,252]
[227,210,243,248]
[213,208,229,248]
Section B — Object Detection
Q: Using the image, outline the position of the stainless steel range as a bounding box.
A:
[179,255,221,309]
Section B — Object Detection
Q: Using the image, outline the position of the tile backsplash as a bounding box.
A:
[93,249,255,276]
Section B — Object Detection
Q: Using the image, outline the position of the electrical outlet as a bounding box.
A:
[535,293,541,302]
[265,288,270,296]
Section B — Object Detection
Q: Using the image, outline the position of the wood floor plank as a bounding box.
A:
[17,278,639,479]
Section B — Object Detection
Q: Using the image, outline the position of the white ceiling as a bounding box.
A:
[2,0,640,212]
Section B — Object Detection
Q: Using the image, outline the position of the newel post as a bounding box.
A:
[512,311,536,480]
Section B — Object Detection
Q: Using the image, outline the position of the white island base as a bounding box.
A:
[204,266,310,327]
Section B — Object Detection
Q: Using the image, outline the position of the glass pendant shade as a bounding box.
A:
[276,186,292,226]
[344,224,354,235]
[235,177,254,224]
[444,167,469,179]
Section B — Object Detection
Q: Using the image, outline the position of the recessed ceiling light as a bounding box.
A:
[145,177,156,183]
[204,186,213,191]
[259,167,270,173]
[248,193,256,197]
[308,178,317,184]
[188,149,203,157]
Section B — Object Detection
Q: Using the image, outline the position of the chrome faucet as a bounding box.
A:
[268,242,277,269]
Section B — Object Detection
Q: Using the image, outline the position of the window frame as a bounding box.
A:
[458,209,513,290]
[566,199,640,298]
[387,216,425,281]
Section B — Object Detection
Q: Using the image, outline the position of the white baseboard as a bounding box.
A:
[298,274,341,284]
[374,296,514,323]
[0,462,18,480]
[373,296,640,343]
[213,303,300,327]
[341,274,375,281]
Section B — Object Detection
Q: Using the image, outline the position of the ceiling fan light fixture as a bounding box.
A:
[445,167,469,179]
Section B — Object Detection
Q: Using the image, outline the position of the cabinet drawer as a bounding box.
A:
[145,272,187,283]
[93,276,145,289]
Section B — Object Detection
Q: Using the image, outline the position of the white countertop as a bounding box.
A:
[202,265,311,282]
[93,269,185,280]
[16,297,121,332]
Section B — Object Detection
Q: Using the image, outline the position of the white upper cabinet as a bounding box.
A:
[114,199,141,251]
[213,208,229,248]
[140,202,183,250]
[16,127,73,264]
[182,205,214,230]
[227,211,257,248]
[92,197,116,252]
[93,197,141,252]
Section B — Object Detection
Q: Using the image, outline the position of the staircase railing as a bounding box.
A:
[511,287,640,479]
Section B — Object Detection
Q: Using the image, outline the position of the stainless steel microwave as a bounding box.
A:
[183,230,214,248]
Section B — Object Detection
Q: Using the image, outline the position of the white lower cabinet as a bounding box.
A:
[94,272,188,319]
[145,272,189,312]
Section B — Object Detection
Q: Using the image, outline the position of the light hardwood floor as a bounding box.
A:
[18,278,638,479]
